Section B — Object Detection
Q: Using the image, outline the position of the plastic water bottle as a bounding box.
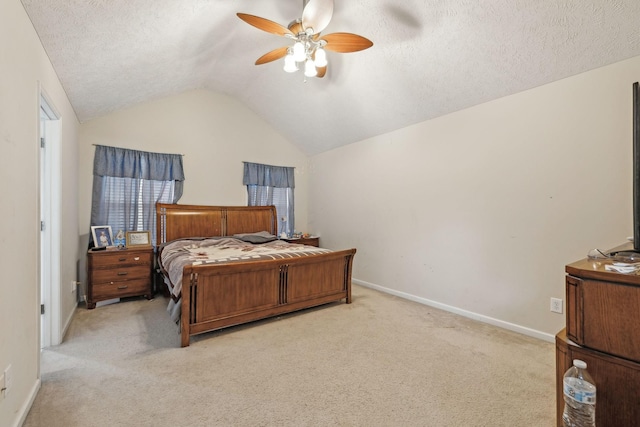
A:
[562,359,596,427]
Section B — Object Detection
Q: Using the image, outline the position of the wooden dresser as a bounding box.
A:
[556,248,640,426]
[86,247,154,309]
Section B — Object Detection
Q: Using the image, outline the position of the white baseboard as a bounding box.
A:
[11,378,40,427]
[60,301,77,343]
[352,278,556,343]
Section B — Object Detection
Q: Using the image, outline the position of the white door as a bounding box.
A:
[40,107,50,348]
[39,93,61,348]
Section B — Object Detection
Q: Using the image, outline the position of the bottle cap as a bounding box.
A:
[573,359,587,369]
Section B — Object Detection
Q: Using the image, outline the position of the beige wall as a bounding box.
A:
[309,55,640,340]
[78,89,310,242]
[0,1,80,426]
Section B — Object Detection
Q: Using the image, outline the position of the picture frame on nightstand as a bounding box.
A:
[126,230,151,248]
[91,225,113,248]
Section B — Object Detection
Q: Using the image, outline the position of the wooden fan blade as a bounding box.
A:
[320,32,373,53]
[288,20,303,35]
[302,0,334,34]
[237,13,294,37]
[255,47,289,65]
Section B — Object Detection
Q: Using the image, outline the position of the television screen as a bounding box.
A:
[634,82,640,251]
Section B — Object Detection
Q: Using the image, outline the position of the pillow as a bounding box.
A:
[233,231,277,244]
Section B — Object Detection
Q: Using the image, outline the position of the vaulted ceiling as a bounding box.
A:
[21,0,640,155]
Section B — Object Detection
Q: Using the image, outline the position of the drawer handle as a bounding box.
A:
[117,285,128,290]
[118,258,127,262]
[134,257,140,261]
[117,272,128,276]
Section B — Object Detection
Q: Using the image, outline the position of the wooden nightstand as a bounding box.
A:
[282,236,320,247]
[86,247,154,309]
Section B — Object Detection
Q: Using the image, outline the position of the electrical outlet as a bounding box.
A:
[4,365,12,397]
[550,297,563,314]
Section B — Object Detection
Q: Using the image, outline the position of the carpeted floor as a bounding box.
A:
[24,285,556,426]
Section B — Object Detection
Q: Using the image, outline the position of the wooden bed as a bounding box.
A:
[156,203,356,347]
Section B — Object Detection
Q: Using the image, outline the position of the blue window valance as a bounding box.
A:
[243,161,295,189]
[94,144,185,183]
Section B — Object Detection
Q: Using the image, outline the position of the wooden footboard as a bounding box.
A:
[179,249,356,347]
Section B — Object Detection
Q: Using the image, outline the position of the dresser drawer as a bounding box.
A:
[91,251,153,267]
[91,279,151,300]
[91,264,151,283]
[566,274,640,363]
[556,329,640,426]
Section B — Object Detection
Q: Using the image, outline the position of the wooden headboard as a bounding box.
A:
[156,203,278,245]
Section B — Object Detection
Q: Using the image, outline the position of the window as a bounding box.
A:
[96,177,175,239]
[243,162,295,237]
[90,145,184,247]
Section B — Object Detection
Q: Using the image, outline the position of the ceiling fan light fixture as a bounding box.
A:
[293,41,306,62]
[283,53,299,73]
[314,47,327,67]
[237,0,373,79]
[304,59,317,77]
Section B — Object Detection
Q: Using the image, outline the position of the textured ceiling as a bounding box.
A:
[21,0,640,155]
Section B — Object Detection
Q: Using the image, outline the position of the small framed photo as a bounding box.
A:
[113,229,126,248]
[91,226,114,248]
[126,230,151,248]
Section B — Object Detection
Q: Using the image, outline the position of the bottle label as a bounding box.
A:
[563,379,596,405]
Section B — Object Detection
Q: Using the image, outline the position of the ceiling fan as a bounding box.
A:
[237,0,373,78]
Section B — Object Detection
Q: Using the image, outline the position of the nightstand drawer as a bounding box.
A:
[91,251,153,267]
[283,236,320,247]
[91,265,151,283]
[91,279,151,299]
